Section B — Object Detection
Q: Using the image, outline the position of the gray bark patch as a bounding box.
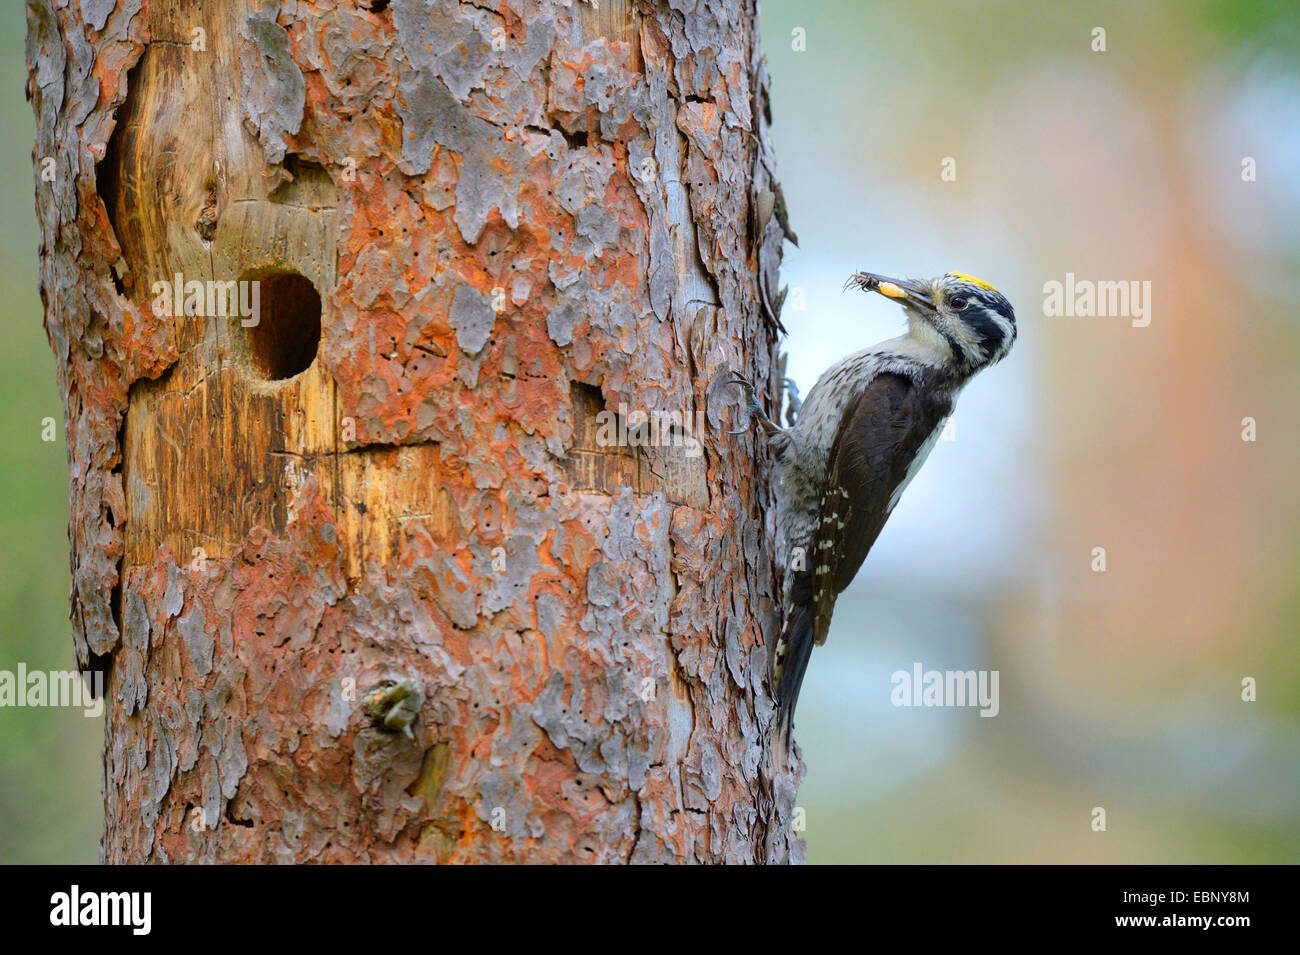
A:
[81,0,116,32]
[178,605,213,677]
[393,68,522,242]
[239,14,306,165]
[448,279,496,356]
[118,587,151,715]
[164,561,183,618]
[545,303,577,347]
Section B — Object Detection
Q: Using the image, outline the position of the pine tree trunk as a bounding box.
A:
[27,0,801,863]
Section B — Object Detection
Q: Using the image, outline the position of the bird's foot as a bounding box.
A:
[727,372,781,436]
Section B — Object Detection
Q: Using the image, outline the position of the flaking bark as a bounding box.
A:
[28,0,801,863]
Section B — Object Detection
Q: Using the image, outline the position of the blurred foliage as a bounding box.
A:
[0,5,102,863]
[1203,0,1300,55]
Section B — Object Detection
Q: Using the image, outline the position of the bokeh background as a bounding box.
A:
[1,1,1297,863]
[762,0,1300,862]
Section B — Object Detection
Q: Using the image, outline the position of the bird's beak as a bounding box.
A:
[845,272,935,312]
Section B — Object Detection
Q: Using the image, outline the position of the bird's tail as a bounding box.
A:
[775,603,815,732]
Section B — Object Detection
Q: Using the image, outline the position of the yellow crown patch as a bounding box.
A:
[947,271,998,292]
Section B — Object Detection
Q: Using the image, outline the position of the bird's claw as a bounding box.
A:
[727,372,779,436]
[727,372,757,400]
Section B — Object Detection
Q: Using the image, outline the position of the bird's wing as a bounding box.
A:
[806,371,952,646]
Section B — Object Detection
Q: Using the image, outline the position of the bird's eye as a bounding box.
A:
[949,297,967,310]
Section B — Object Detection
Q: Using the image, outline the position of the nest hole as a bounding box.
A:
[242,272,321,381]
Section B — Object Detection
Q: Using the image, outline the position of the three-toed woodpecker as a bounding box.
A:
[733,271,1017,730]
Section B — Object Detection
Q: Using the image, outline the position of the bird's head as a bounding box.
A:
[847,270,1017,374]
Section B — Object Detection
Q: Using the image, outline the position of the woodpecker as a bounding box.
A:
[732,270,1017,730]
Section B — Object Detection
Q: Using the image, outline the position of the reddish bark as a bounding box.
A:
[28,0,800,863]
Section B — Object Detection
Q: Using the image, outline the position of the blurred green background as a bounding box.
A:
[0,4,102,863]
[1,1,1296,863]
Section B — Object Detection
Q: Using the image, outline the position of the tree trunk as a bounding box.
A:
[27,0,800,863]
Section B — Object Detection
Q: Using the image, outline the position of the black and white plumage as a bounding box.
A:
[735,271,1016,730]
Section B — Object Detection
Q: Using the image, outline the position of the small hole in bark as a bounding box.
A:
[363,0,390,12]
[558,127,589,149]
[86,651,112,699]
[239,271,322,381]
[226,804,255,828]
